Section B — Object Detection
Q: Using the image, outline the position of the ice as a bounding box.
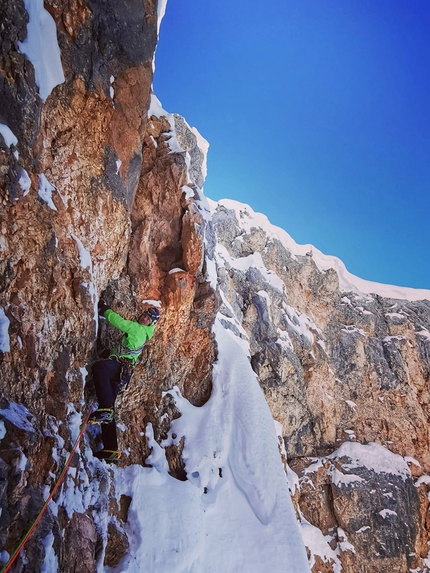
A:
[0,421,6,441]
[0,123,18,147]
[18,0,65,101]
[38,173,57,211]
[0,307,10,353]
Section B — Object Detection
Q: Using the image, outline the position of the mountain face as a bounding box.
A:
[1,3,430,573]
[211,199,430,572]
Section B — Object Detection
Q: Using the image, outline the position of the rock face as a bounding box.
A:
[1,2,430,573]
[0,2,217,570]
[211,199,430,572]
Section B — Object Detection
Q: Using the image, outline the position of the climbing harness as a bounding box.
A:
[115,340,146,357]
[0,402,96,573]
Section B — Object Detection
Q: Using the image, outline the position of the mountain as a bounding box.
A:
[1,2,430,573]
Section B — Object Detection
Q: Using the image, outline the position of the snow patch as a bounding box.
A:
[19,168,32,195]
[0,307,10,353]
[70,234,99,331]
[38,173,58,210]
[18,0,65,101]
[142,299,162,308]
[379,509,397,518]
[0,123,18,147]
[0,401,35,433]
[329,442,411,480]
[0,421,6,441]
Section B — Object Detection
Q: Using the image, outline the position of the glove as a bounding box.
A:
[98,298,110,316]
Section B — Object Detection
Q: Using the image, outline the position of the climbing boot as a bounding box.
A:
[95,449,121,464]
[89,408,114,425]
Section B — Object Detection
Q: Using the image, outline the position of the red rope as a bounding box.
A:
[1,403,96,573]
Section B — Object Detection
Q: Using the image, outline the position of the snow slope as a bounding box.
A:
[44,316,310,573]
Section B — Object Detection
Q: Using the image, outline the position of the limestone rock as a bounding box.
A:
[211,198,430,572]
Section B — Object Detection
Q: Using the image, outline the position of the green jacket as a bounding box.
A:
[104,309,155,365]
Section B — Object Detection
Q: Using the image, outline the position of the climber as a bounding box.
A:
[89,298,160,463]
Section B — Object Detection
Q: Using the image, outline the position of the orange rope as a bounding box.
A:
[1,403,96,573]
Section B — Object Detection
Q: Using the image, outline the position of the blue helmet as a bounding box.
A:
[145,307,160,325]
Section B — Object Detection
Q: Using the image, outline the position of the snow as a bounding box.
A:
[282,303,316,345]
[71,234,99,332]
[38,173,57,210]
[210,198,430,302]
[97,316,310,572]
[18,0,65,101]
[0,307,10,353]
[379,509,397,518]
[0,421,6,441]
[300,519,343,573]
[182,184,195,199]
[41,531,58,573]
[415,475,430,487]
[356,525,371,533]
[0,123,18,147]
[19,168,32,195]
[0,401,35,433]
[157,0,168,35]
[417,328,430,341]
[67,403,82,443]
[17,452,28,471]
[328,442,411,480]
[142,299,162,308]
[215,243,285,294]
[191,126,209,180]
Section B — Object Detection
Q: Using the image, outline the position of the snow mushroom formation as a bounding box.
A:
[1,2,430,573]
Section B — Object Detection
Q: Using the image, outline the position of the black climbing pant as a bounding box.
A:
[92,359,122,408]
[92,359,122,451]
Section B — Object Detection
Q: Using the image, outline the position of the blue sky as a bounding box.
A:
[154,0,430,290]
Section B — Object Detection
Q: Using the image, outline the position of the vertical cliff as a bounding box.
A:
[0,1,219,570]
[1,2,430,573]
[211,199,430,573]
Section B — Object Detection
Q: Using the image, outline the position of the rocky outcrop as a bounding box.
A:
[211,199,430,572]
[0,2,218,570]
